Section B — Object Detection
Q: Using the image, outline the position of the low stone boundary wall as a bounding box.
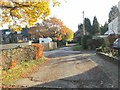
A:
[0,44,43,70]
[41,42,57,51]
[0,42,30,51]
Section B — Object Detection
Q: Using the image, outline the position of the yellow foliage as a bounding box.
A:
[9,25,22,32]
[64,29,74,41]
[0,0,66,32]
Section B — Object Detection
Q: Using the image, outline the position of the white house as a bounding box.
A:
[118,1,120,33]
[39,37,52,43]
[105,17,119,35]
[105,1,120,35]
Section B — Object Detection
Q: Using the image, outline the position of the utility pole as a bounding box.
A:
[83,11,85,35]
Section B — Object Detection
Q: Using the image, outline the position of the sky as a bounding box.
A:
[50,0,120,32]
[0,0,119,31]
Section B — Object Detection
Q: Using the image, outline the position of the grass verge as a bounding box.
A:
[72,45,82,51]
[2,56,46,86]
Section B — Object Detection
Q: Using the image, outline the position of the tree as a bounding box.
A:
[0,0,63,31]
[100,22,108,35]
[78,23,83,32]
[64,29,74,41]
[84,18,92,35]
[28,16,71,41]
[41,17,73,41]
[76,24,83,37]
[40,17,64,40]
[92,16,100,35]
[108,5,119,23]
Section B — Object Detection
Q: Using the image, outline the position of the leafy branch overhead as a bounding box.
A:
[0,0,61,31]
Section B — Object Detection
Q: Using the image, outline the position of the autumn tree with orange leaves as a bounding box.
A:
[28,17,74,41]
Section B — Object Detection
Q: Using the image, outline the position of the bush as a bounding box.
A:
[81,35,92,49]
[77,36,82,45]
[31,44,43,59]
[72,45,82,51]
[57,40,66,47]
[92,38,104,49]
[101,38,111,48]
[96,35,120,58]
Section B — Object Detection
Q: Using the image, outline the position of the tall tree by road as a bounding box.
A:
[108,5,119,23]
[92,16,100,35]
[84,18,92,35]
[100,22,108,35]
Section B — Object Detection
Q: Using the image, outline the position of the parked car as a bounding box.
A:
[113,38,120,49]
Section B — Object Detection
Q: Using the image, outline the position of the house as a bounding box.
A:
[105,17,119,34]
[105,1,120,35]
[0,28,30,44]
[0,29,13,44]
[118,1,120,33]
[39,37,52,44]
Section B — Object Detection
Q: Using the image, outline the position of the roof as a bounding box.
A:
[93,35,108,39]
[104,30,115,35]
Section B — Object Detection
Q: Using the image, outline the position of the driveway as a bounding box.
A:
[15,45,119,89]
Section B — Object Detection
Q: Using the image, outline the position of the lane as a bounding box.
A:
[43,46,81,58]
[15,45,118,88]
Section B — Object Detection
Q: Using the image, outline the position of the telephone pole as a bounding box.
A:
[83,11,85,35]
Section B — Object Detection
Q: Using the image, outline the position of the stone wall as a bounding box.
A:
[0,42,29,51]
[41,42,57,51]
[0,45,43,70]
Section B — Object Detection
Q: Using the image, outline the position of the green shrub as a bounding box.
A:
[72,45,82,51]
[96,35,120,58]
[81,35,92,49]
[77,36,82,45]
[101,38,111,48]
[57,40,66,47]
[92,38,104,49]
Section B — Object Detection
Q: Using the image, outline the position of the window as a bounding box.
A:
[5,32,11,35]
[42,41,44,43]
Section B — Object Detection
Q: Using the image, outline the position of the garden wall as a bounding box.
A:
[0,42,29,51]
[0,44,43,70]
[41,42,57,51]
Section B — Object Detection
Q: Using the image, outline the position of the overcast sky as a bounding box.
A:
[50,0,120,32]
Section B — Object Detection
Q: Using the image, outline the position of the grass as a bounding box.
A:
[72,45,82,51]
[2,56,46,86]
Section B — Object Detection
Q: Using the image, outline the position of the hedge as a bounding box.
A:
[81,35,92,49]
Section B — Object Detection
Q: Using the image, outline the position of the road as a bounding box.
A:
[15,45,119,89]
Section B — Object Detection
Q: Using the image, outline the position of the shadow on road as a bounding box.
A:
[10,45,118,89]
[23,66,115,89]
